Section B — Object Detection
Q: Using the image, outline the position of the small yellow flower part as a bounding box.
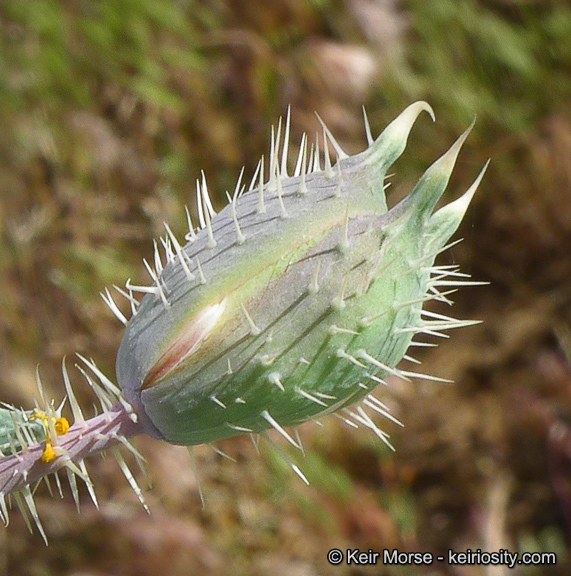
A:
[41,443,56,464]
[30,411,48,425]
[30,411,69,463]
[54,417,69,436]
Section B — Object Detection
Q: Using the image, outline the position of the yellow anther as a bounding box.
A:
[54,417,69,436]
[41,442,56,463]
[30,411,69,464]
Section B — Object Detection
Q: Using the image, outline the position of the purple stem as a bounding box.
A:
[0,403,143,496]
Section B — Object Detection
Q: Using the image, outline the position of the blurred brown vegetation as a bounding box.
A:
[0,0,570,574]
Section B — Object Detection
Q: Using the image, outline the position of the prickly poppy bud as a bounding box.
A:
[0,102,486,539]
[115,101,487,448]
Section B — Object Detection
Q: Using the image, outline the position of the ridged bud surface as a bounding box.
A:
[116,102,486,446]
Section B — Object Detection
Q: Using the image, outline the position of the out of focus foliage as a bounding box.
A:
[1,1,570,574]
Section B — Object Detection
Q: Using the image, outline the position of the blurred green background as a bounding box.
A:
[1,0,570,574]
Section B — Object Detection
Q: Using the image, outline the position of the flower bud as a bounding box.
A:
[116,102,486,447]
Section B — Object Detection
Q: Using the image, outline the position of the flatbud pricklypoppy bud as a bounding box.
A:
[0,102,486,541]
